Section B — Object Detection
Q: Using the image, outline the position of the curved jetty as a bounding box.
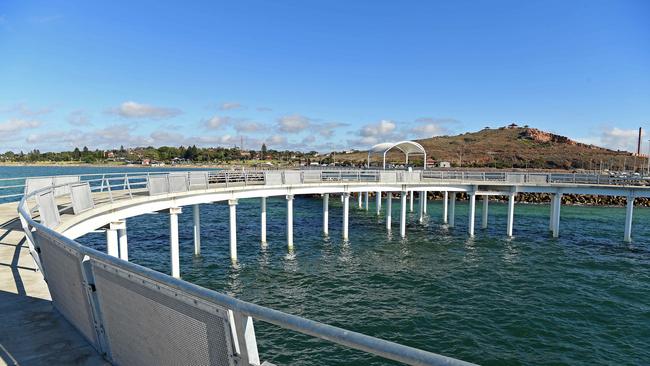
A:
[2,168,648,365]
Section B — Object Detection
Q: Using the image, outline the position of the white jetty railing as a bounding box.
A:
[16,171,478,366]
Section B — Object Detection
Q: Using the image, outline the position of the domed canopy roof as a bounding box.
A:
[367,141,426,169]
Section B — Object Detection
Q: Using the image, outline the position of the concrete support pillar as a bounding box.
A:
[342,193,350,240]
[386,193,392,230]
[106,222,120,258]
[400,191,407,238]
[481,195,489,229]
[423,191,427,214]
[624,196,634,242]
[193,204,201,255]
[118,223,128,261]
[169,207,182,278]
[409,190,414,212]
[322,194,329,236]
[286,195,294,250]
[229,199,238,263]
[443,191,449,224]
[260,197,267,245]
[376,191,382,215]
[364,191,369,211]
[552,193,562,238]
[449,192,456,228]
[358,192,362,208]
[418,191,425,223]
[549,194,555,231]
[468,193,476,236]
[507,194,515,237]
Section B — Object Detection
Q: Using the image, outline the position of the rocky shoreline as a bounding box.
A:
[357,191,646,208]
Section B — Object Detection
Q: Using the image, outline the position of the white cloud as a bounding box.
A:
[266,135,287,145]
[0,118,41,133]
[315,122,348,137]
[410,117,458,138]
[578,127,644,152]
[233,121,266,133]
[360,120,396,138]
[219,102,245,111]
[67,110,91,126]
[278,114,311,133]
[0,103,52,117]
[204,116,232,129]
[108,101,181,119]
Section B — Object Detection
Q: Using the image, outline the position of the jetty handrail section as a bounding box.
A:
[17,177,476,365]
[4,168,650,202]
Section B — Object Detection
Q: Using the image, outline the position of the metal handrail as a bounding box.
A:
[16,174,476,366]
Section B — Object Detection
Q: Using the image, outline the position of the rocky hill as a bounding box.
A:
[348,125,640,170]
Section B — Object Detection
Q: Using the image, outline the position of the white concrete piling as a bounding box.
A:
[423,191,427,214]
[624,196,634,242]
[364,191,369,211]
[419,191,425,223]
[117,221,128,261]
[193,204,201,255]
[409,190,414,212]
[358,192,362,208]
[322,193,329,236]
[443,191,449,224]
[507,194,515,237]
[481,195,489,229]
[343,193,350,240]
[468,193,476,236]
[400,191,407,238]
[169,207,182,277]
[260,197,267,245]
[449,192,456,228]
[386,192,392,230]
[552,193,561,238]
[228,199,238,263]
[106,223,119,258]
[376,191,382,215]
[286,195,294,250]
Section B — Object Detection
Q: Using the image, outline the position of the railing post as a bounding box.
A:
[231,311,260,366]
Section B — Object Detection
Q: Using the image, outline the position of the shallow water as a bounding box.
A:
[4,167,649,365]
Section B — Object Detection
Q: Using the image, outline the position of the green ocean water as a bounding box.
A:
[78,195,650,365]
[4,167,648,365]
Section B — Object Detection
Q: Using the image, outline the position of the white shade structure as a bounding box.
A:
[367,141,427,169]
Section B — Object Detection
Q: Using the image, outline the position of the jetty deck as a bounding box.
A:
[0,203,107,366]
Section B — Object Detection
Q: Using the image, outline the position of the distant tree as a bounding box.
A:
[72,147,81,159]
[261,143,267,159]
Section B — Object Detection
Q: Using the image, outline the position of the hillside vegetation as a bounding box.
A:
[353,126,641,170]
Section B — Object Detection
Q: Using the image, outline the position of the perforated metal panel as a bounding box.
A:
[264,172,282,185]
[70,182,94,214]
[301,171,322,183]
[91,260,235,366]
[283,171,301,184]
[35,191,61,228]
[53,176,80,196]
[24,177,53,195]
[33,230,99,348]
[379,171,397,183]
[169,174,189,193]
[148,176,170,195]
[189,171,209,189]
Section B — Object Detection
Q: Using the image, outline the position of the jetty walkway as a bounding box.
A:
[1,168,649,365]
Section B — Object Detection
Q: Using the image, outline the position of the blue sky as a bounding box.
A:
[1,0,649,152]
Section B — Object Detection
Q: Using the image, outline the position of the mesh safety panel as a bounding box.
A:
[35,191,61,228]
[283,171,301,184]
[189,171,209,190]
[91,260,235,366]
[264,172,282,185]
[148,176,170,195]
[169,174,189,193]
[53,176,80,197]
[70,182,94,214]
[301,171,321,183]
[33,230,99,347]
